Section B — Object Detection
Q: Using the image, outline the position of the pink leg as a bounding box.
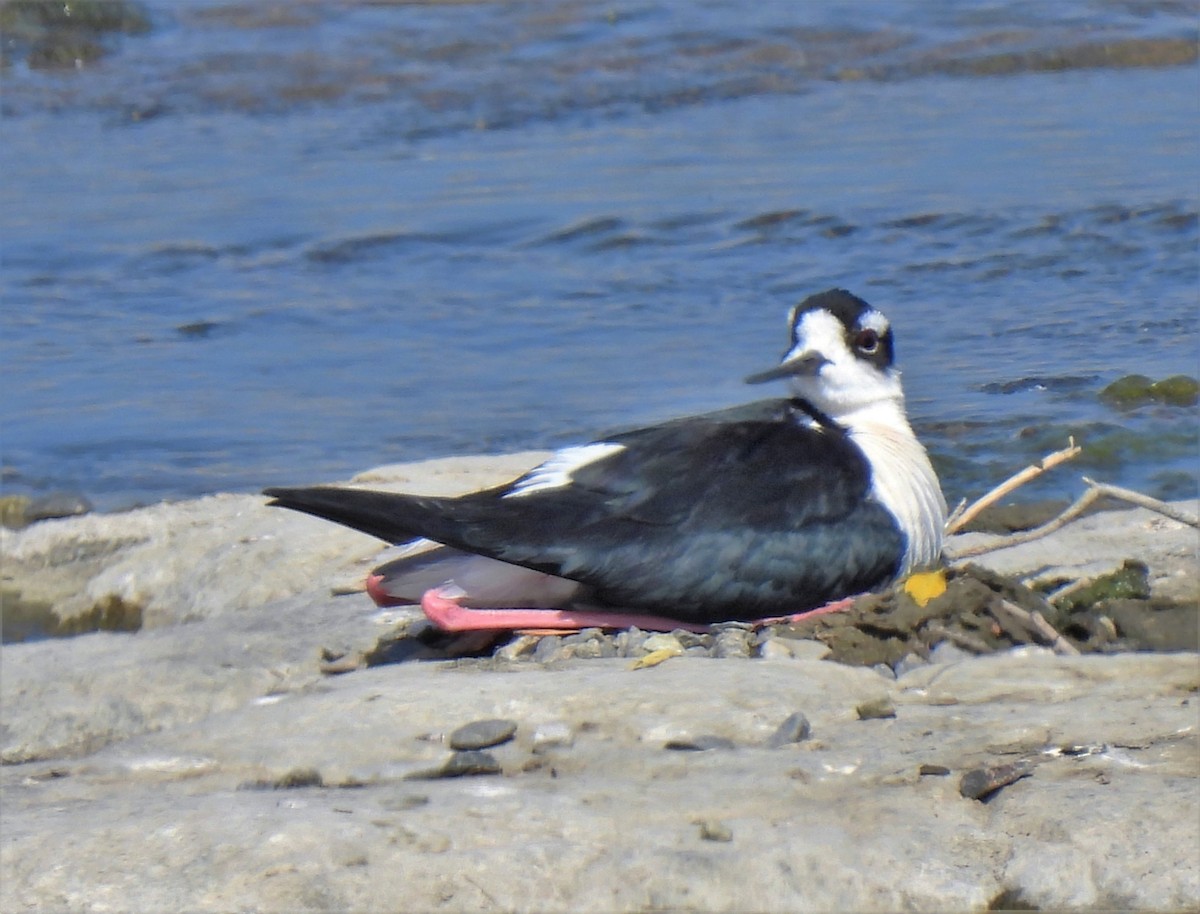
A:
[420,587,713,634]
[750,597,856,628]
[417,587,859,635]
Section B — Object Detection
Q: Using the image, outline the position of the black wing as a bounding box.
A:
[265,399,904,621]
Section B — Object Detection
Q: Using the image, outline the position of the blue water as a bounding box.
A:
[2,0,1197,512]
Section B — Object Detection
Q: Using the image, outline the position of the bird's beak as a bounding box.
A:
[744,351,828,385]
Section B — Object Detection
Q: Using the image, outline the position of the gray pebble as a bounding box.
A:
[757,638,794,661]
[713,628,751,659]
[675,631,713,650]
[532,635,562,663]
[449,718,517,750]
[615,628,647,657]
[872,663,897,680]
[929,641,974,665]
[893,652,929,677]
[409,750,501,779]
[766,712,812,748]
[664,735,736,752]
[565,639,604,660]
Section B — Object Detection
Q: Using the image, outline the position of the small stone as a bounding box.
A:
[496,635,539,661]
[919,764,951,777]
[893,652,928,677]
[273,767,323,789]
[784,638,833,661]
[757,638,794,661]
[675,631,713,650]
[615,628,647,657]
[532,635,563,663]
[448,719,517,750]
[928,641,973,665]
[643,633,684,654]
[531,720,575,753]
[959,761,1032,800]
[408,750,502,779]
[697,819,733,842]
[856,697,897,720]
[565,639,604,660]
[766,712,812,748]
[872,663,897,680]
[713,628,751,659]
[664,735,736,752]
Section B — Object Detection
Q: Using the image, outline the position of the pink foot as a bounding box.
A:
[366,573,407,607]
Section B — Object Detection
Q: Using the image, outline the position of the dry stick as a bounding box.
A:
[949,486,1105,560]
[948,476,1199,561]
[990,599,1081,656]
[945,439,1082,535]
[1080,477,1200,528]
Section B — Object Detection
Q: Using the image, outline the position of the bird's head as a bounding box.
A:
[746,289,904,423]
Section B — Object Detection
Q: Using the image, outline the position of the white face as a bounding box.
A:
[785,308,903,418]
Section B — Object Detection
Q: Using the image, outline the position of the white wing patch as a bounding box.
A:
[503,443,625,498]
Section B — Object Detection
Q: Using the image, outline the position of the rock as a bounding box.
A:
[697,819,733,842]
[959,761,1034,801]
[530,721,575,753]
[1,455,1197,913]
[766,712,811,748]
[756,637,793,660]
[855,697,897,720]
[0,492,92,529]
[448,718,517,751]
[664,735,737,752]
[532,635,563,663]
[642,633,684,655]
[409,750,502,779]
[712,626,751,659]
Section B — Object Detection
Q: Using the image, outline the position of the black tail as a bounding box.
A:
[264,486,438,544]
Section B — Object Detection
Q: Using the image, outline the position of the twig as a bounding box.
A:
[949,475,1199,561]
[946,439,1081,535]
[991,599,1080,656]
[1080,478,1199,528]
[944,497,969,532]
[947,485,1103,560]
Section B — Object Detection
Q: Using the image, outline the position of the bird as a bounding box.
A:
[264,288,947,633]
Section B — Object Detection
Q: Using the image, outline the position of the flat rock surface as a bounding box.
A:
[2,454,1198,912]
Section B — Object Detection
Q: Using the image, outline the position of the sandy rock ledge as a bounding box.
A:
[1,454,1197,912]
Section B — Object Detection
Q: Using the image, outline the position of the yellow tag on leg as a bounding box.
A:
[903,569,947,607]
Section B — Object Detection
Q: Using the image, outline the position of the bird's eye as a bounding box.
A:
[855,329,880,353]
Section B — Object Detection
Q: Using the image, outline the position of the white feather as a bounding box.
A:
[503,443,625,498]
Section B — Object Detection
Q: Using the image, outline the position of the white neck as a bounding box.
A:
[833,396,947,576]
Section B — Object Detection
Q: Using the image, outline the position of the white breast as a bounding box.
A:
[843,406,947,575]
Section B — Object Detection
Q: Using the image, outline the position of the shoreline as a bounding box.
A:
[2,453,1197,911]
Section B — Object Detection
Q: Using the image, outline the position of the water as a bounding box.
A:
[2,0,1197,514]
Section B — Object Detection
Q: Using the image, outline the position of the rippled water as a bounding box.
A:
[2,0,1197,513]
